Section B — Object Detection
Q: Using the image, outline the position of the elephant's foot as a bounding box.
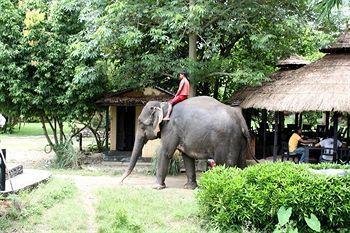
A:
[184,182,197,190]
[153,183,166,190]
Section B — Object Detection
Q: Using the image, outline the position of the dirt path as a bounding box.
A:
[1,136,54,168]
[55,173,189,233]
[1,135,192,232]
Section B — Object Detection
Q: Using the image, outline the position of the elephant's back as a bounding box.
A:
[174,96,234,118]
[178,96,223,108]
[172,96,240,133]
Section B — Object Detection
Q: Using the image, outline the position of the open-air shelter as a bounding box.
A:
[230,30,350,163]
[230,55,310,159]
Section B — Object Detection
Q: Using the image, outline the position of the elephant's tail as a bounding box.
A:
[242,126,259,164]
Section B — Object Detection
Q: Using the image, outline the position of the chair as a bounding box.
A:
[302,124,312,131]
[316,125,326,138]
[338,148,350,164]
[281,142,301,163]
[320,147,336,163]
[287,124,296,130]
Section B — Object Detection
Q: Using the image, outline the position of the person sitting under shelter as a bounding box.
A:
[288,128,316,163]
[315,130,342,163]
[163,70,190,120]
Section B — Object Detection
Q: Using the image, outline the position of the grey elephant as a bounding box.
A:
[120,96,251,189]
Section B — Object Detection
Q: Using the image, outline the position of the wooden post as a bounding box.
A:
[244,109,252,129]
[0,149,6,191]
[294,113,299,130]
[104,107,110,159]
[262,109,267,159]
[298,113,303,129]
[278,112,284,145]
[273,112,279,162]
[347,114,350,145]
[326,112,330,131]
[333,112,339,162]
[79,133,83,151]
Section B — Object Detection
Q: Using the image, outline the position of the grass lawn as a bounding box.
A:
[0,178,87,232]
[1,177,219,233]
[3,122,75,137]
[95,187,218,233]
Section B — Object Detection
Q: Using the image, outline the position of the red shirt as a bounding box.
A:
[177,78,190,96]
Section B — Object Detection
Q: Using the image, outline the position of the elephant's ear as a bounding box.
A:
[153,107,164,135]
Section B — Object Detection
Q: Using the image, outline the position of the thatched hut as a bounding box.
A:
[230,55,310,106]
[239,31,350,112]
[96,87,173,161]
[230,30,350,162]
[229,55,309,158]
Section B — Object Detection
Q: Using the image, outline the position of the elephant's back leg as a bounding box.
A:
[214,139,243,167]
[181,153,197,189]
[235,136,248,168]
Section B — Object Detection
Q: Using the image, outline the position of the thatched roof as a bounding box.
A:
[276,55,310,69]
[320,30,350,53]
[96,87,174,106]
[229,55,309,105]
[239,53,350,112]
[230,31,350,113]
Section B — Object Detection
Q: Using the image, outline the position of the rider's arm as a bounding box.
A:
[175,80,184,96]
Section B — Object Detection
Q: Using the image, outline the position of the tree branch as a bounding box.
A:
[205,72,233,79]
[46,116,58,144]
[161,72,175,78]
[40,114,53,147]
[68,116,94,142]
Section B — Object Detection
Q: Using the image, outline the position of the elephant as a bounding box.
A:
[120,96,251,189]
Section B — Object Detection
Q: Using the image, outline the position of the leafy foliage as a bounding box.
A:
[52,141,79,168]
[274,206,321,233]
[151,150,181,176]
[196,163,350,232]
[0,0,108,161]
[75,0,341,100]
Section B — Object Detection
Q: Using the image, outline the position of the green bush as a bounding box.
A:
[53,142,79,168]
[151,152,181,176]
[196,162,350,232]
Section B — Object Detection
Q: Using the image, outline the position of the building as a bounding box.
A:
[96,87,173,161]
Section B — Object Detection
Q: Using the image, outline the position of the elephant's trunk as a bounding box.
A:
[120,132,148,183]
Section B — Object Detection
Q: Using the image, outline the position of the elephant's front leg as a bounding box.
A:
[155,150,170,189]
[182,154,197,189]
[154,140,178,190]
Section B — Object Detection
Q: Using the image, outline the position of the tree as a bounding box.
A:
[0,0,108,163]
[317,0,343,15]
[74,0,338,101]
[0,0,25,129]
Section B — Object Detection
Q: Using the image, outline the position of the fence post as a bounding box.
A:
[79,133,83,151]
[0,149,6,191]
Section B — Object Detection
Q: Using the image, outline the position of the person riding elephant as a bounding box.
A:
[120,96,251,189]
[163,70,190,120]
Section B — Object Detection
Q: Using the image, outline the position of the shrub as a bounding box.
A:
[196,162,350,232]
[151,150,181,176]
[53,142,79,168]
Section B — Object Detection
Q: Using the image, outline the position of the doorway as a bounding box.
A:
[116,106,136,151]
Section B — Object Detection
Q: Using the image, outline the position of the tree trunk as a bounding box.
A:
[188,0,197,97]
[40,115,53,147]
[213,78,220,99]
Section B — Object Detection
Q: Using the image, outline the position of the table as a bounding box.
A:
[304,146,350,163]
